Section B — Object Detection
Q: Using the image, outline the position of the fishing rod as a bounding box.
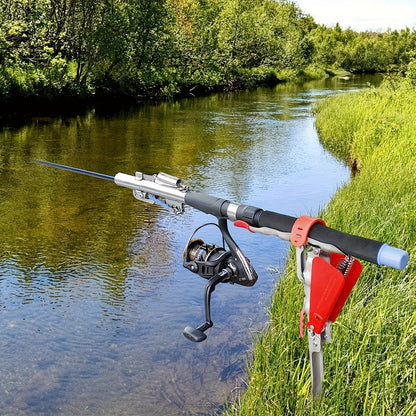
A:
[36,159,409,398]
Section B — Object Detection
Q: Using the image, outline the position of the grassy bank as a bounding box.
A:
[227,78,416,415]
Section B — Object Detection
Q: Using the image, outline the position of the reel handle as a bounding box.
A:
[183,269,230,342]
[183,323,211,343]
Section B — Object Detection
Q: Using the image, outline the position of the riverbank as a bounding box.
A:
[227,77,415,415]
[0,63,349,128]
[0,64,323,125]
[0,65,282,116]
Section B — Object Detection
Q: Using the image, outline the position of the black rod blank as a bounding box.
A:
[35,160,115,182]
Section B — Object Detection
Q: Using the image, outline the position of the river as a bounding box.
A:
[0,75,380,415]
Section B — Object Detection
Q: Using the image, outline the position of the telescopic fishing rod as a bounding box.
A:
[35,159,409,398]
[37,160,407,268]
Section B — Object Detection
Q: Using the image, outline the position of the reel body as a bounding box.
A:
[183,238,233,280]
[182,219,257,342]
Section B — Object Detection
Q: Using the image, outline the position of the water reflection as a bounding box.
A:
[0,75,381,415]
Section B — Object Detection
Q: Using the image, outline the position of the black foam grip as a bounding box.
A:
[185,192,229,217]
[185,193,384,265]
[258,211,382,264]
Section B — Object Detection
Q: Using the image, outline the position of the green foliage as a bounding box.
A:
[307,25,416,73]
[405,58,416,82]
[1,0,416,104]
[0,64,48,99]
[0,0,314,103]
[228,77,416,416]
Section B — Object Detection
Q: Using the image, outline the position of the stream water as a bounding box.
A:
[0,75,381,415]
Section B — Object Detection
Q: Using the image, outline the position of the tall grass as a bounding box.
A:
[227,78,416,415]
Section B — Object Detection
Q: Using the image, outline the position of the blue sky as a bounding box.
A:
[295,0,416,31]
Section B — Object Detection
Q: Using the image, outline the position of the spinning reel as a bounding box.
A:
[182,218,258,342]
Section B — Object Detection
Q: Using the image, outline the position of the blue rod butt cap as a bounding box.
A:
[377,244,409,270]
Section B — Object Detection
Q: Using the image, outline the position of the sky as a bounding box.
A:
[295,0,416,32]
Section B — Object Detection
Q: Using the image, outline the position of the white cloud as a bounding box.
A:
[295,0,416,31]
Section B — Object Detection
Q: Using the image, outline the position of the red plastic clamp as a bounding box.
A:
[290,215,326,247]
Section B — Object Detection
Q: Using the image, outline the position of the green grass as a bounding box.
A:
[226,77,416,415]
